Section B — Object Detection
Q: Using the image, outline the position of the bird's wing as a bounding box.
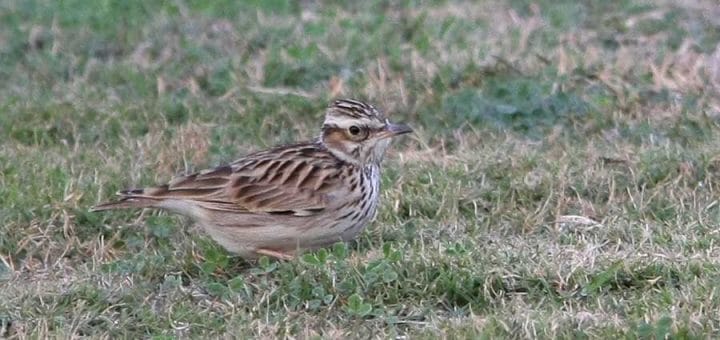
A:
[117,143,346,216]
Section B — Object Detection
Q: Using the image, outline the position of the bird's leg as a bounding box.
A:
[256,248,294,261]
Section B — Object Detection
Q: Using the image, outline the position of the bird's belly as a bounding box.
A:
[197,205,378,258]
[333,202,379,243]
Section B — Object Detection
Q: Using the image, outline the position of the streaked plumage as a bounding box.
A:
[92,99,412,259]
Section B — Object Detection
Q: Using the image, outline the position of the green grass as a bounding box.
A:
[2,0,720,337]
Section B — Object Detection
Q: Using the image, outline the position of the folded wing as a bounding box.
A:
[93,143,345,217]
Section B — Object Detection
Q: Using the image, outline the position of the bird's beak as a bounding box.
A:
[378,122,413,139]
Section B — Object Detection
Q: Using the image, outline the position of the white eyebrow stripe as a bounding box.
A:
[323,116,379,129]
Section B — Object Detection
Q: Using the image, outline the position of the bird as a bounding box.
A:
[91,99,413,260]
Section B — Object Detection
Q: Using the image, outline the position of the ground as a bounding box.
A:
[2,0,720,338]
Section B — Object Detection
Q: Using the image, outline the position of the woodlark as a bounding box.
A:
[92,99,412,260]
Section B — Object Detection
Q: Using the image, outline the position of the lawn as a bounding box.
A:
[1,0,720,338]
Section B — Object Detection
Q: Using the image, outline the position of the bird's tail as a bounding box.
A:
[90,188,164,212]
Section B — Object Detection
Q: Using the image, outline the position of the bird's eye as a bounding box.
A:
[348,126,361,135]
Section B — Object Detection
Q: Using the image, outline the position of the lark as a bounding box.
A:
[92,99,412,260]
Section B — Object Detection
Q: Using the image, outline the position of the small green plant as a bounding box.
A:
[345,293,373,317]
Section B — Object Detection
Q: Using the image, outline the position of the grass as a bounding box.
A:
[2,0,720,337]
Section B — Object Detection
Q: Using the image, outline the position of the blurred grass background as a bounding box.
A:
[1,0,720,338]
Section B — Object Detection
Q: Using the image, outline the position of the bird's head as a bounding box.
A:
[320,99,412,165]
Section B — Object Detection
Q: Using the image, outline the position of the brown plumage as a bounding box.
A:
[92,99,412,259]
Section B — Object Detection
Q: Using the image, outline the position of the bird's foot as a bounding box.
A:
[256,248,295,261]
